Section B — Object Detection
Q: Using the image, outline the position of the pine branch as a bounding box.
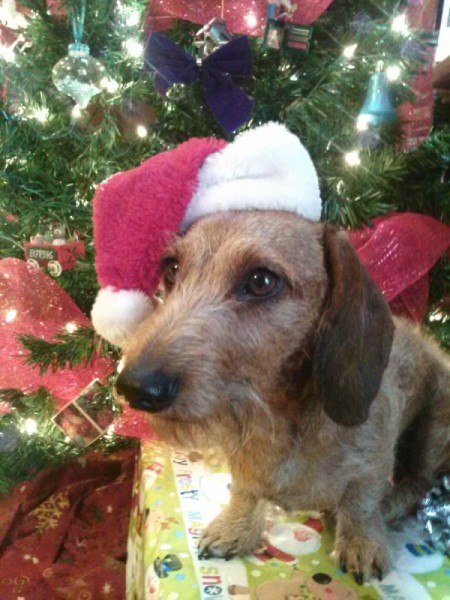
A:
[18,327,116,375]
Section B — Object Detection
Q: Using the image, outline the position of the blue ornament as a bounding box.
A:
[358,70,396,127]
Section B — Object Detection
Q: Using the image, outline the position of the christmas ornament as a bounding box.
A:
[144,32,253,132]
[24,224,84,277]
[91,122,322,346]
[263,2,312,55]
[418,476,450,556]
[146,0,334,37]
[51,0,108,109]
[52,42,108,109]
[193,17,233,56]
[0,258,113,409]
[358,65,396,128]
[52,379,114,447]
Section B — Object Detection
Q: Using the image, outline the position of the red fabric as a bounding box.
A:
[351,212,450,322]
[0,448,138,600]
[0,258,113,411]
[146,0,334,35]
[93,137,227,296]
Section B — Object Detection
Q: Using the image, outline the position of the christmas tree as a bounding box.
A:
[0,0,449,494]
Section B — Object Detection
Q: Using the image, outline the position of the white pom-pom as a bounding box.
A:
[91,287,154,347]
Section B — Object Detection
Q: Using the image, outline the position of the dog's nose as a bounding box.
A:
[116,368,179,412]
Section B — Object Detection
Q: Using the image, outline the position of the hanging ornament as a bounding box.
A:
[193,17,233,57]
[52,379,115,448]
[263,1,312,55]
[356,62,396,148]
[51,0,108,109]
[145,32,253,133]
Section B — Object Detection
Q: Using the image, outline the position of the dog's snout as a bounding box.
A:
[116,368,179,412]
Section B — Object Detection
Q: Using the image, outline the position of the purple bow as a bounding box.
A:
[144,32,254,133]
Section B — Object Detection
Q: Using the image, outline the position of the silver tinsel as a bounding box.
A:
[418,476,450,556]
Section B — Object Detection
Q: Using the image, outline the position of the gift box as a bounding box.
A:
[127,442,449,599]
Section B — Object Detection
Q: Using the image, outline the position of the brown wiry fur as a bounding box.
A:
[118,211,450,583]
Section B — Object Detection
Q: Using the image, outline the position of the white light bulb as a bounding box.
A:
[103,78,119,93]
[343,44,357,59]
[5,308,18,322]
[245,11,257,28]
[31,107,50,123]
[125,9,140,27]
[136,124,147,138]
[356,114,371,132]
[392,13,409,36]
[65,322,78,333]
[0,44,15,63]
[71,105,83,119]
[23,418,38,435]
[123,38,144,60]
[344,150,361,167]
[385,64,402,81]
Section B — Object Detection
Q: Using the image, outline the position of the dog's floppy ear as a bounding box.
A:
[313,225,394,426]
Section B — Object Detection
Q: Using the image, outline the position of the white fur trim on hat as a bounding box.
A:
[181,122,322,229]
[91,287,154,347]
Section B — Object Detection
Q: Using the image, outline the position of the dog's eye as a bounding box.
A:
[163,259,179,290]
[242,269,281,299]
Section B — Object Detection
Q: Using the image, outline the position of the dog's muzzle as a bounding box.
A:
[116,368,179,412]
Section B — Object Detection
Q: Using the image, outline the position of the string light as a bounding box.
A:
[136,124,148,138]
[30,107,50,123]
[71,105,83,119]
[65,322,78,333]
[344,150,361,167]
[385,64,402,82]
[100,77,119,93]
[356,114,371,132]
[23,418,38,435]
[244,11,257,28]
[5,308,18,322]
[391,13,409,36]
[0,43,15,62]
[123,38,144,60]
[342,44,357,59]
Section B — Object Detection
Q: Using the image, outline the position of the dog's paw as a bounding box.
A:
[198,512,261,560]
[333,536,390,584]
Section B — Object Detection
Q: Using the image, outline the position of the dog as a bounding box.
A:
[116,210,450,583]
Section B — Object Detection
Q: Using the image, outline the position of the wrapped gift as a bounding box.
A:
[127,442,449,599]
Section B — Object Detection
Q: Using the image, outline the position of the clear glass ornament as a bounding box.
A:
[52,43,107,109]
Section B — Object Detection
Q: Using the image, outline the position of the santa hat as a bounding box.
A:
[92,122,322,346]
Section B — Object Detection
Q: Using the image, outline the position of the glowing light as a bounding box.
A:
[356,114,371,132]
[385,64,402,81]
[342,44,357,59]
[65,322,78,333]
[136,124,148,138]
[344,150,361,167]
[0,44,15,62]
[123,38,144,60]
[5,308,18,322]
[116,358,125,373]
[23,418,38,435]
[31,107,50,123]
[391,13,409,36]
[100,77,119,93]
[244,11,257,28]
[125,8,140,27]
[71,105,83,119]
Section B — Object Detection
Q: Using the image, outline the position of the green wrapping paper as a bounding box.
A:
[127,442,450,599]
